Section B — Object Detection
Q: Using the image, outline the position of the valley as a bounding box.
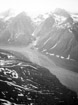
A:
[0,9,78,104]
[0,45,78,95]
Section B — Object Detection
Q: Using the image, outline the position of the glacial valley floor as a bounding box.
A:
[0,45,78,96]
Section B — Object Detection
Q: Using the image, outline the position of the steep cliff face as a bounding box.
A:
[0,12,34,46]
[34,9,78,62]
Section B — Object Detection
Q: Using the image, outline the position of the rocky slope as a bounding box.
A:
[33,8,78,71]
[0,49,78,105]
[0,12,34,46]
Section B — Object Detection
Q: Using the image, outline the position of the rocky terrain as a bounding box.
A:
[0,48,78,105]
[34,8,78,72]
[0,8,78,104]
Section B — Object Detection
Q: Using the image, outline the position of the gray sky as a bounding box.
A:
[0,0,78,17]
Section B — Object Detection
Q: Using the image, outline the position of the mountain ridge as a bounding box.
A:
[0,8,78,62]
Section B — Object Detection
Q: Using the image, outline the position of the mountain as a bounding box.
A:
[0,12,35,46]
[54,8,70,17]
[0,8,78,71]
[33,8,78,71]
[0,9,78,104]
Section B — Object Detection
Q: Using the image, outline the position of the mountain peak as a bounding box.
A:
[54,8,70,18]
